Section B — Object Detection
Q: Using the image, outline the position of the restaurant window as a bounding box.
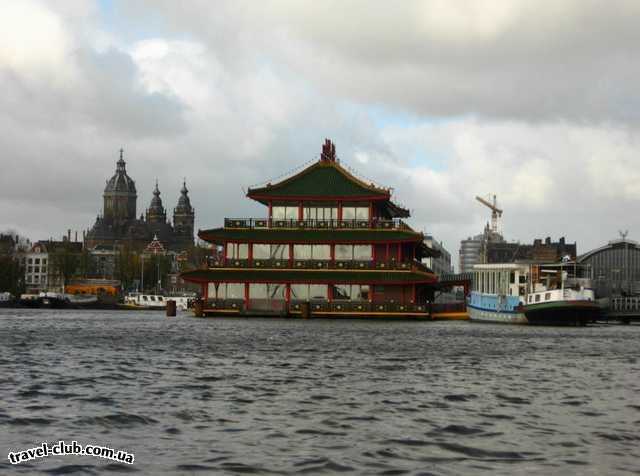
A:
[291,284,328,300]
[270,244,289,260]
[335,245,372,260]
[227,243,248,259]
[252,244,271,259]
[332,284,369,301]
[293,244,330,260]
[249,283,285,300]
[342,206,369,220]
[353,245,372,260]
[272,206,298,220]
[219,283,245,300]
[303,207,337,220]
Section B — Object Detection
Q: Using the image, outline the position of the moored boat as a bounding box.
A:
[521,263,600,325]
[121,293,168,310]
[467,263,528,324]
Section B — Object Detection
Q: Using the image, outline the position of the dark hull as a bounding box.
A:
[523,301,601,326]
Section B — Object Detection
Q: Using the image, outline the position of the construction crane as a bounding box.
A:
[475,194,503,235]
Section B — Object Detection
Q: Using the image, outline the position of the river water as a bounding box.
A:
[1,309,639,475]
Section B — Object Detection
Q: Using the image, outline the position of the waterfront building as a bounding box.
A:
[181,139,439,317]
[486,237,576,264]
[423,235,453,276]
[85,150,195,252]
[577,237,640,297]
[19,239,83,293]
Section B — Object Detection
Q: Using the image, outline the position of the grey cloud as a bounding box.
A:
[134,0,640,123]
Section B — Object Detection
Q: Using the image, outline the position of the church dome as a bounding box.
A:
[105,149,136,194]
[148,180,164,215]
[174,180,193,214]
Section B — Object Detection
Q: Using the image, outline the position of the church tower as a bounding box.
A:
[103,149,137,223]
[173,180,195,246]
[145,180,167,224]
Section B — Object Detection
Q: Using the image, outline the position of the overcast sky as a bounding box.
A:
[2,0,640,269]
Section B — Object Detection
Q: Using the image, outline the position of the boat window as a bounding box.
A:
[143,296,148,301]
[545,293,551,301]
[535,294,541,302]
[158,297,164,301]
[510,272,515,284]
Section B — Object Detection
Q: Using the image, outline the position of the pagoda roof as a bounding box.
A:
[181,267,437,285]
[247,140,409,217]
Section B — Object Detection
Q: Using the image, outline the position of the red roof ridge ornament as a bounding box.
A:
[320,138,336,162]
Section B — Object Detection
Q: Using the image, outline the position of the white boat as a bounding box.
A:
[522,262,599,325]
[123,293,168,310]
[467,263,529,324]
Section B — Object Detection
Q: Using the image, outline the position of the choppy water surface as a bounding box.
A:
[1,309,639,475]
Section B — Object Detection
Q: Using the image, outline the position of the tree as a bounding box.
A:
[49,245,81,290]
[114,242,139,292]
[0,255,24,295]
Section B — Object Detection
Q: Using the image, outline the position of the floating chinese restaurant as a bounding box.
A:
[181,139,440,318]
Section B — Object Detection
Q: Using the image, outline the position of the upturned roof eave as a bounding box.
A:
[246,160,391,202]
[197,227,425,244]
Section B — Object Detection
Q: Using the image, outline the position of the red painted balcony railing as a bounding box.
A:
[203,257,434,274]
[223,218,412,231]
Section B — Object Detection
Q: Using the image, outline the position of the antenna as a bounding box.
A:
[619,230,629,240]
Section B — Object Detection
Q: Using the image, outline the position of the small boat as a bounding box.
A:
[0,292,14,308]
[19,293,42,308]
[521,262,600,325]
[121,293,168,310]
[39,292,70,309]
[65,294,99,308]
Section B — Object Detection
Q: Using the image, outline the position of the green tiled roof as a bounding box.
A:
[181,267,437,284]
[248,161,389,201]
[199,227,424,244]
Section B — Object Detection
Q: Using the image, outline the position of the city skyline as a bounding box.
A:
[2,1,640,261]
